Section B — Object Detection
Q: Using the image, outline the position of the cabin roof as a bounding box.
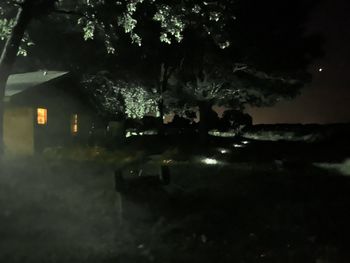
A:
[5,71,69,97]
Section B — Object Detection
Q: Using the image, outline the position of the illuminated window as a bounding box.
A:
[71,114,78,134]
[37,108,47,125]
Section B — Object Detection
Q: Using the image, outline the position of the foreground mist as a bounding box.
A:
[0,157,121,262]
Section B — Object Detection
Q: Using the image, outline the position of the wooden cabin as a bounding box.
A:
[3,71,95,156]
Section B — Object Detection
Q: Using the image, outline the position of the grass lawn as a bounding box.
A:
[0,138,350,262]
[0,157,119,262]
[119,163,350,263]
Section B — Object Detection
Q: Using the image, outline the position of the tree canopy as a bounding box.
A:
[82,71,159,120]
[68,0,323,123]
[0,0,323,144]
[0,0,237,59]
[161,0,323,115]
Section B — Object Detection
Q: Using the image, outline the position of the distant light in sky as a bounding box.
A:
[318,68,323,72]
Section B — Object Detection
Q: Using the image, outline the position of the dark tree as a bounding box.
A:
[220,110,253,132]
[161,0,322,137]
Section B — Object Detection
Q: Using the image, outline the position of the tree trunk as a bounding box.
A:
[158,63,170,136]
[157,99,164,134]
[198,100,214,141]
[0,7,32,155]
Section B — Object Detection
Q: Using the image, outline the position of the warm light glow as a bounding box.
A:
[217,148,230,154]
[163,159,173,164]
[202,158,219,165]
[71,114,78,134]
[37,108,47,125]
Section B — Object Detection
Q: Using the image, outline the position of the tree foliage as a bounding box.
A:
[165,58,303,114]
[122,84,159,119]
[82,72,159,120]
[0,4,33,56]
[0,0,237,57]
[81,72,125,119]
[160,0,322,114]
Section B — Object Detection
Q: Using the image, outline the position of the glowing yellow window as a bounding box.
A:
[71,114,78,134]
[37,108,47,125]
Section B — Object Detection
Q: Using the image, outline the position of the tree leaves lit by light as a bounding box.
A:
[192,5,201,14]
[121,84,159,119]
[0,17,34,56]
[153,4,186,43]
[79,19,96,41]
[16,36,34,56]
[104,36,116,54]
[1,0,237,56]
[126,2,139,13]
[130,33,142,46]
[209,11,221,22]
[82,73,125,116]
[219,40,231,49]
[118,14,137,33]
[117,13,142,46]
[0,18,13,41]
[82,72,159,119]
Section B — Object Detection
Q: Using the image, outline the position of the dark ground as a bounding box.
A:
[1,136,350,262]
[0,158,119,262]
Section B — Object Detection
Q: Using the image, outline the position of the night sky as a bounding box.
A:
[247,0,350,124]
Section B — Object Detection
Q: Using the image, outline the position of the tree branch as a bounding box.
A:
[232,63,248,73]
[232,63,299,84]
[10,0,23,7]
[52,9,87,18]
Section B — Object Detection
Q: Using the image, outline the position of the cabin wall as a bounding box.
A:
[3,107,34,156]
[34,107,70,152]
[34,108,93,152]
